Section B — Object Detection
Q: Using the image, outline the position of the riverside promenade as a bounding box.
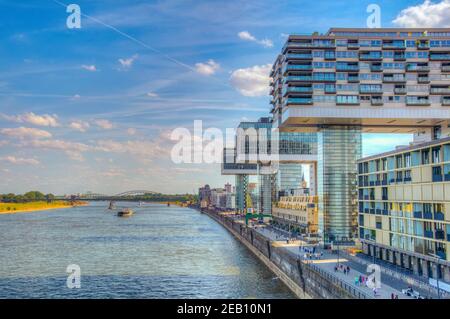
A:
[256,227,414,299]
[200,208,422,299]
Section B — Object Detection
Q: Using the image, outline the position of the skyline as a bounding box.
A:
[1,0,449,194]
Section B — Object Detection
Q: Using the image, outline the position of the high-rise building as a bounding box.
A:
[358,137,450,282]
[271,28,450,242]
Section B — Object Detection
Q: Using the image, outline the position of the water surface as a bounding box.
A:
[0,202,294,298]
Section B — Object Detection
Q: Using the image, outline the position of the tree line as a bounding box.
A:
[0,191,55,203]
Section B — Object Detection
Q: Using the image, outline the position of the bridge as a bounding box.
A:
[114,190,159,197]
[76,190,160,200]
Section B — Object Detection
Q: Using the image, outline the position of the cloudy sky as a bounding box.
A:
[0,0,449,195]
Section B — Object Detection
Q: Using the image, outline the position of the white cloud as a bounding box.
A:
[238,31,273,48]
[127,128,137,135]
[69,121,90,132]
[0,156,40,165]
[22,139,90,162]
[230,64,272,97]
[0,127,52,139]
[195,59,220,76]
[94,119,114,130]
[118,54,138,70]
[95,140,167,158]
[81,64,97,72]
[146,92,158,97]
[393,0,450,27]
[2,112,59,127]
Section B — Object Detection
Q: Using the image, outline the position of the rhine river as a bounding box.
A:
[0,202,294,298]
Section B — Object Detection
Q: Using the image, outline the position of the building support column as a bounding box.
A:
[318,125,362,243]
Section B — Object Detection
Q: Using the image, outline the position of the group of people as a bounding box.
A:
[335,263,351,275]
[299,245,323,260]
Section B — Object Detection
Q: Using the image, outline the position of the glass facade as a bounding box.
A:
[318,126,362,242]
[235,175,248,212]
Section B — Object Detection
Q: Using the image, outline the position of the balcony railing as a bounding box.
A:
[442,97,450,105]
[285,75,313,82]
[432,174,443,182]
[417,77,430,83]
[336,65,359,71]
[284,97,313,105]
[434,212,445,221]
[394,87,407,94]
[406,64,430,72]
[284,64,313,72]
[430,54,450,60]
[283,86,313,94]
[431,88,450,94]
[383,76,406,83]
[285,53,313,60]
[406,98,430,106]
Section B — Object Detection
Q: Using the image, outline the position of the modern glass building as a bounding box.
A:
[358,137,450,282]
[271,28,450,243]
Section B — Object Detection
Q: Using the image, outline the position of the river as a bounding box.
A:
[0,201,294,298]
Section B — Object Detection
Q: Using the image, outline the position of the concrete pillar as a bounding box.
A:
[317,125,362,242]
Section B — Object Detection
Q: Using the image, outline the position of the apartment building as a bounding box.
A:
[271,28,450,242]
[358,137,450,282]
[272,195,319,234]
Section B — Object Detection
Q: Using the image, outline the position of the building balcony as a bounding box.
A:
[393,54,406,61]
[283,64,313,73]
[382,42,406,50]
[406,98,430,106]
[404,177,412,182]
[347,42,359,49]
[430,54,450,60]
[417,42,430,50]
[432,174,443,182]
[360,88,382,94]
[430,87,450,94]
[441,65,450,72]
[360,53,382,61]
[382,210,388,216]
[383,76,406,83]
[336,65,359,72]
[284,75,313,83]
[370,65,382,72]
[442,97,450,106]
[406,64,430,72]
[285,53,313,60]
[417,76,430,84]
[283,86,313,95]
[284,97,313,105]
[371,97,383,106]
[347,76,360,83]
[394,87,407,94]
[413,211,422,219]
[445,174,450,181]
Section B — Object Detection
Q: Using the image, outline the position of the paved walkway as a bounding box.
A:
[254,226,413,299]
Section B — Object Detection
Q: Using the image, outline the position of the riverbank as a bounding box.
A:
[0,201,88,214]
[196,206,377,299]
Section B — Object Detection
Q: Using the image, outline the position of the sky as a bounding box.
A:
[0,0,449,195]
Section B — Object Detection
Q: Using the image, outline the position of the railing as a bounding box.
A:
[285,53,313,60]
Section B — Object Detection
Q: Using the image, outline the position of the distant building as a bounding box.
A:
[272,195,319,234]
[198,184,211,204]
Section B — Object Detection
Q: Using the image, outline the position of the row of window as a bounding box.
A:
[359,144,450,174]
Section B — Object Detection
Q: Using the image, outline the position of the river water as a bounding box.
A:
[0,201,294,298]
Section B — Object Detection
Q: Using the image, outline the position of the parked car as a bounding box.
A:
[402,287,425,299]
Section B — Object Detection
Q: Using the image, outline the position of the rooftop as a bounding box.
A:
[358,136,450,163]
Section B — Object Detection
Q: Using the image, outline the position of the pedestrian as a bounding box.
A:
[391,293,394,299]
[347,265,350,274]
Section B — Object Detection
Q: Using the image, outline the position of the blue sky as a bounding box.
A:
[0,0,446,195]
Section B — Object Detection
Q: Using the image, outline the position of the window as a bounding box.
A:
[336,95,359,104]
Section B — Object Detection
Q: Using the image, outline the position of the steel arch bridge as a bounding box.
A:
[114,190,159,197]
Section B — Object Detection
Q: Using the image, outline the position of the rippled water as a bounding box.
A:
[0,202,294,298]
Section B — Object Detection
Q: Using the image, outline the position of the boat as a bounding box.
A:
[117,208,133,217]
[167,202,170,207]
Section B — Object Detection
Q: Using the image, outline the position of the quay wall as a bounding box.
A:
[201,208,371,299]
